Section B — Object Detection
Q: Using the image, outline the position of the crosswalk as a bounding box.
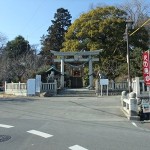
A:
[69,145,88,150]
[27,130,53,138]
[0,124,14,128]
[0,123,88,150]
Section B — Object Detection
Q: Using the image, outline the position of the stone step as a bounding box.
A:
[56,88,96,97]
[55,94,96,97]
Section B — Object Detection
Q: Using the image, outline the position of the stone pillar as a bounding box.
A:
[135,77,140,97]
[54,80,57,95]
[60,56,64,88]
[129,92,138,116]
[89,55,93,89]
[95,79,99,96]
[35,75,41,96]
[4,81,7,93]
[121,91,127,106]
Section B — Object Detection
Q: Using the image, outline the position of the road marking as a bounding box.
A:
[69,145,88,150]
[0,124,14,128]
[27,130,53,138]
[132,122,137,127]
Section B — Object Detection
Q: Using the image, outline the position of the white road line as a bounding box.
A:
[0,124,14,128]
[69,145,88,150]
[27,130,53,138]
[132,122,137,127]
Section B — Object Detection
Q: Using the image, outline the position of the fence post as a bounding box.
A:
[19,82,21,92]
[95,79,99,96]
[121,91,127,106]
[12,81,13,91]
[129,92,138,119]
[111,80,115,90]
[4,81,7,93]
[54,80,57,95]
[135,77,140,96]
[142,81,145,93]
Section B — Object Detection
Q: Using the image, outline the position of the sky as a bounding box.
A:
[0,0,149,51]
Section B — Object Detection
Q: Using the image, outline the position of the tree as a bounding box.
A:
[62,6,127,80]
[0,35,41,82]
[120,0,150,26]
[0,32,7,54]
[120,0,150,48]
[61,6,149,80]
[40,8,72,63]
[130,47,143,77]
[4,35,31,59]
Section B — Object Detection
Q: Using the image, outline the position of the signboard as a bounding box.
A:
[142,99,150,113]
[100,79,109,85]
[143,51,150,86]
[27,79,36,96]
[100,79,109,96]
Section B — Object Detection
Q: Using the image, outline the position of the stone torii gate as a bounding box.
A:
[51,50,102,89]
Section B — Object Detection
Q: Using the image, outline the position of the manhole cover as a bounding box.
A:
[0,135,11,142]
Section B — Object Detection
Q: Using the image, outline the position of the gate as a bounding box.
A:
[70,77,83,88]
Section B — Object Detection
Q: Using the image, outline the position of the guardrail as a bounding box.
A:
[121,91,139,120]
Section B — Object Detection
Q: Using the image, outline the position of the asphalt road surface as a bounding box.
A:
[0,96,150,150]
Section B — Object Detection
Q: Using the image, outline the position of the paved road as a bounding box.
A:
[0,96,150,150]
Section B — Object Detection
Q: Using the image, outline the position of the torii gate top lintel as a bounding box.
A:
[50,49,103,56]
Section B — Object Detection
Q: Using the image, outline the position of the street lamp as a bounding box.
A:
[124,17,134,93]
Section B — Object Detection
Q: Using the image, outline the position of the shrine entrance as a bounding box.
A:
[70,77,82,88]
[51,50,102,89]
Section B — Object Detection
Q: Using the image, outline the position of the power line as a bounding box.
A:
[130,18,150,36]
[22,0,47,32]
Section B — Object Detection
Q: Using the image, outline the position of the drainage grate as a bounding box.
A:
[0,135,11,142]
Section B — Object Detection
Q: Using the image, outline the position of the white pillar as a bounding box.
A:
[4,81,7,93]
[35,75,41,96]
[89,55,93,88]
[54,80,57,95]
[61,56,64,88]
[135,77,140,96]
[95,79,99,96]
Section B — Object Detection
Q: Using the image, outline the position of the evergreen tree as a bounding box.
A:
[40,8,72,60]
[4,35,31,59]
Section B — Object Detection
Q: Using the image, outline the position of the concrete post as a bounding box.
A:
[89,55,93,89]
[61,56,64,88]
[129,92,138,117]
[4,81,6,93]
[111,80,115,90]
[95,79,99,96]
[121,91,127,106]
[135,77,140,97]
[35,75,41,96]
[54,80,57,95]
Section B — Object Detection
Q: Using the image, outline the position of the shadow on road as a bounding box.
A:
[69,101,126,118]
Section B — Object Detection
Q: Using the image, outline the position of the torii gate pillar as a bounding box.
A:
[60,56,64,88]
[89,55,93,89]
